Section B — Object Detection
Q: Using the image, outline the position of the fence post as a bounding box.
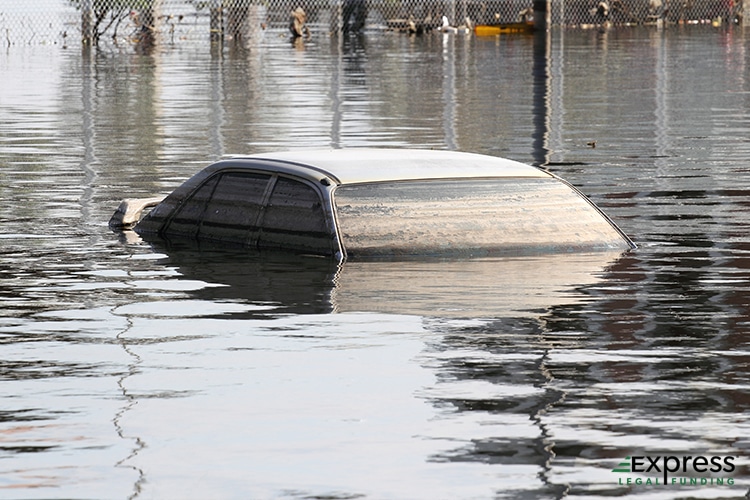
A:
[211,0,224,42]
[532,0,551,166]
[533,0,550,31]
[81,0,93,44]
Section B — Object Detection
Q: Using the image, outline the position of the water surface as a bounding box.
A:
[1,26,749,499]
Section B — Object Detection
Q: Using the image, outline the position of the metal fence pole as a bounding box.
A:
[211,0,224,42]
[81,0,93,44]
[531,28,551,167]
[533,0,550,30]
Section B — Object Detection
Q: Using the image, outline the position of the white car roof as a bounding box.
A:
[238,148,550,185]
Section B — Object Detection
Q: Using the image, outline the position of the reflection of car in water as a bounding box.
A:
[148,245,339,317]
[150,244,625,318]
[110,149,635,262]
[331,251,626,316]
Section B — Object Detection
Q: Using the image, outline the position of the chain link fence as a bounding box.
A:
[0,0,743,48]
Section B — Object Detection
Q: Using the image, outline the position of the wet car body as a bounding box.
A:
[110,149,635,260]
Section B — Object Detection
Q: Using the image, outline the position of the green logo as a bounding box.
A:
[611,457,632,474]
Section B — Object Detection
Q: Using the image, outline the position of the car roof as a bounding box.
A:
[231,149,550,185]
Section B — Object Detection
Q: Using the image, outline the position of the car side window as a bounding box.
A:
[258,177,332,254]
[164,175,221,239]
[199,172,271,245]
[166,172,271,245]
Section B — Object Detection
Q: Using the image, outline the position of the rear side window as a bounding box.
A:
[166,172,270,245]
[200,172,270,244]
[164,175,221,240]
[258,177,333,254]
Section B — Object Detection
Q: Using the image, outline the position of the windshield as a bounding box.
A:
[333,178,630,257]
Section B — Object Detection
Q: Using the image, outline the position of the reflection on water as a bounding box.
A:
[150,244,625,317]
[333,253,623,317]
[1,26,750,499]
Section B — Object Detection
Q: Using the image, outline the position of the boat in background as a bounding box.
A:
[474,21,534,36]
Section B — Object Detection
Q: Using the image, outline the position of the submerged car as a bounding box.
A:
[110,149,635,260]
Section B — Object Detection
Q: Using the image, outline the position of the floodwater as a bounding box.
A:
[1,25,750,499]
